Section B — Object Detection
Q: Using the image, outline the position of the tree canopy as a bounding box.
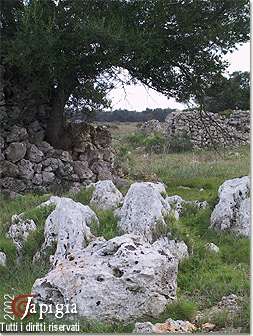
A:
[1,0,250,146]
[203,71,250,113]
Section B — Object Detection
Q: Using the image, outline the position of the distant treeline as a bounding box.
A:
[67,108,176,122]
[94,108,176,122]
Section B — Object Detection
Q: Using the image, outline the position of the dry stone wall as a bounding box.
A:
[165,110,250,149]
[0,65,117,195]
[0,123,116,195]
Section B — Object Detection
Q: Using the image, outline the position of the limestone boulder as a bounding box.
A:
[37,197,98,264]
[7,214,36,254]
[32,234,178,323]
[90,180,123,210]
[5,142,27,163]
[117,182,171,242]
[210,176,250,237]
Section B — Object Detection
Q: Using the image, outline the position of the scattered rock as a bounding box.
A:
[133,318,196,333]
[195,294,241,324]
[7,214,36,254]
[32,234,178,323]
[0,251,7,267]
[90,180,123,210]
[210,176,250,237]
[117,182,171,242]
[201,322,216,332]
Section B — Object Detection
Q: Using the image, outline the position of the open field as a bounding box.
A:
[0,122,250,333]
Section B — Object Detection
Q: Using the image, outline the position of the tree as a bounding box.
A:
[2,0,250,147]
[203,71,250,113]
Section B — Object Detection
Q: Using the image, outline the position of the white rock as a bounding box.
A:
[133,318,196,333]
[235,198,250,237]
[165,195,208,218]
[158,238,189,261]
[205,242,219,253]
[117,182,171,242]
[37,197,98,264]
[146,181,167,194]
[32,234,178,323]
[0,252,7,267]
[90,180,123,210]
[7,214,36,253]
[210,176,250,237]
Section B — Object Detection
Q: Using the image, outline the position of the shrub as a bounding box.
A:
[164,299,198,321]
[168,132,193,153]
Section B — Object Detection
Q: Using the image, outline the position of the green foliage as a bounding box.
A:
[0,193,50,235]
[168,132,193,153]
[203,71,250,113]
[91,210,119,240]
[0,238,16,266]
[2,0,250,128]
[22,205,56,260]
[125,132,168,154]
[79,319,133,333]
[164,299,198,321]
[71,187,94,205]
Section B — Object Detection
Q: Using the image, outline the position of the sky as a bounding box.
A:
[107,42,250,111]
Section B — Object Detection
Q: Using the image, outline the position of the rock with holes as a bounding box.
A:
[210,176,250,237]
[117,182,171,242]
[90,180,123,210]
[0,251,7,267]
[36,197,98,264]
[7,214,36,254]
[32,234,178,323]
[160,238,189,261]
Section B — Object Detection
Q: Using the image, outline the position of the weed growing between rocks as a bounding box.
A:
[91,209,119,240]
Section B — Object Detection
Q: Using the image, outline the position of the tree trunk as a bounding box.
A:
[46,86,66,148]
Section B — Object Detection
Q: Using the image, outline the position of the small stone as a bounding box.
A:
[0,252,7,267]
[5,142,27,163]
[42,171,55,184]
[0,160,19,177]
[18,159,34,180]
[72,161,93,180]
[6,126,28,143]
[205,242,219,253]
[201,322,216,331]
[27,144,44,163]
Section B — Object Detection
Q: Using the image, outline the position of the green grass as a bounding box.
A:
[22,204,56,260]
[91,209,119,240]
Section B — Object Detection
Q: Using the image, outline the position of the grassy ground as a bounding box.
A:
[0,122,250,333]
